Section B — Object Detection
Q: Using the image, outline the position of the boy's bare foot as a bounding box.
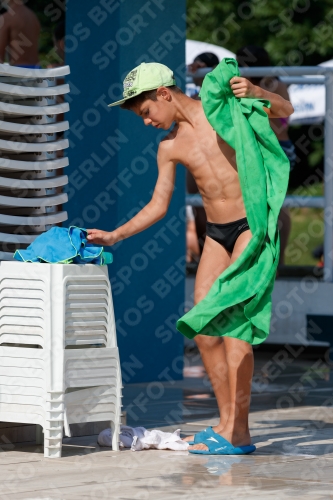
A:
[182,423,225,443]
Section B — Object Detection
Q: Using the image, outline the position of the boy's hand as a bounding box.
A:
[87,229,117,246]
[229,77,258,98]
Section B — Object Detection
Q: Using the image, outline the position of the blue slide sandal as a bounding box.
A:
[188,429,256,455]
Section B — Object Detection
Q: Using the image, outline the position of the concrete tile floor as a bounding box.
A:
[0,349,333,499]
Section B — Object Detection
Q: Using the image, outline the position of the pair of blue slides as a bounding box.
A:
[187,427,256,455]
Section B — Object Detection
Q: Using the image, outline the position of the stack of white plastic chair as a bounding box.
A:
[0,261,122,457]
[0,65,122,458]
[0,64,70,260]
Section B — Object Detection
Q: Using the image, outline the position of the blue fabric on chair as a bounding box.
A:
[13,226,112,265]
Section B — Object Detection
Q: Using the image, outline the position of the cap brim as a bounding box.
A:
[108,80,176,107]
[108,98,127,107]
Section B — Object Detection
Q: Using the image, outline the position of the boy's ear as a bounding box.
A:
[156,86,172,101]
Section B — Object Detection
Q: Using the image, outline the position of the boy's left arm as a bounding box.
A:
[229,77,294,118]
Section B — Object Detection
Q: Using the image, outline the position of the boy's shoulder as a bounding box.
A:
[157,125,179,163]
[158,124,178,149]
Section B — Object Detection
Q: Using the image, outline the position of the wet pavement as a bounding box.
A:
[0,348,333,499]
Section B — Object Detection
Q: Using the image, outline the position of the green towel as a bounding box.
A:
[177,58,290,345]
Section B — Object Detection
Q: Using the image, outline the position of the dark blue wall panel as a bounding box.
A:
[66,0,186,383]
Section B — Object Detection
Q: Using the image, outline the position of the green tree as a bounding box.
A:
[187,0,333,65]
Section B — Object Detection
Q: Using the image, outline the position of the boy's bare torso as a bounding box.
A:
[87,74,293,247]
[163,99,245,224]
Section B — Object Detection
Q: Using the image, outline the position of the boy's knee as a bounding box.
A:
[195,334,220,350]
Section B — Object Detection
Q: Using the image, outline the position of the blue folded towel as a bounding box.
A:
[13,226,113,265]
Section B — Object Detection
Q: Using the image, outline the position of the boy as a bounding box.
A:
[87,61,293,455]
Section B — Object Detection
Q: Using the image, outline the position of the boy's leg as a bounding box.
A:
[278,207,291,266]
[183,235,231,442]
[189,230,255,450]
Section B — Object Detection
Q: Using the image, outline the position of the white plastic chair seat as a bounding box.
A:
[0,81,70,97]
[0,296,43,308]
[0,188,56,198]
[66,301,108,311]
[66,318,108,328]
[0,174,68,189]
[0,211,67,225]
[0,170,58,180]
[0,405,45,427]
[0,157,68,171]
[67,292,109,301]
[65,327,107,342]
[3,152,56,161]
[65,387,120,430]
[66,307,108,318]
[65,336,107,347]
[0,232,36,243]
[0,383,44,398]
[0,313,44,327]
[0,332,44,348]
[0,77,57,87]
[0,296,43,307]
[0,137,68,152]
[0,193,68,207]
[0,133,56,142]
[66,318,108,327]
[0,208,55,217]
[0,334,44,348]
[67,323,108,335]
[3,115,59,125]
[67,283,109,293]
[0,101,69,116]
[0,393,45,407]
[0,305,44,318]
[2,96,57,106]
[0,64,70,79]
[0,119,69,134]
[66,300,108,309]
[64,348,119,388]
[0,364,44,381]
[0,226,47,235]
[0,251,14,260]
[0,284,44,296]
[65,386,119,406]
[0,328,43,346]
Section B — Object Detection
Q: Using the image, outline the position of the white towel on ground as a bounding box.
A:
[97,425,189,451]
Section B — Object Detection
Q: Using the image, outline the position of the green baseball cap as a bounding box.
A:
[108,62,176,107]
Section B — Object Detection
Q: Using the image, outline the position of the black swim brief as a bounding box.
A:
[279,139,296,171]
[206,217,250,253]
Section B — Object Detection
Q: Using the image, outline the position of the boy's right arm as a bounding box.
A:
[87,141,176,246]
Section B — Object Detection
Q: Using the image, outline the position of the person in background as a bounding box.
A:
[47,21,66,129]
[53,20,65,65]
[236,45,296,267]
[186,52,220,256]
[47,20,66,214]
[188,52,220,89]
[0,0,40,68]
